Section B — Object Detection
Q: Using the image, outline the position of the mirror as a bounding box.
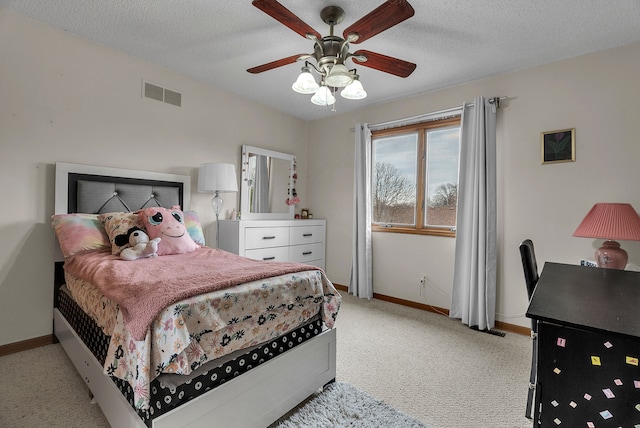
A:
[240,145,295,220]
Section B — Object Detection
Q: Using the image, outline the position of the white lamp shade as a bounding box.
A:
[292,71,319,94]
[310,85,336,106]
[198,163,238,193]
[341,78,367,100]
[325,63,354,88]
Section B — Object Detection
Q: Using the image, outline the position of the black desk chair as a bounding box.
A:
[519,239,539,420]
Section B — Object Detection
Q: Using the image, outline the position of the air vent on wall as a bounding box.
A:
[143,81,182,107]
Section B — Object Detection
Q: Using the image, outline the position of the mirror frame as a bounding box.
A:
[240,145,296,220]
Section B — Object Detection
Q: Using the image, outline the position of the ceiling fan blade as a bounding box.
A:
[343,0,414,44]
[247,54,307,74]
[252,0,321,40]
[352,50,416,78]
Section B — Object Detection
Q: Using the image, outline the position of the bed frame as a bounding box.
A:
[53,162,337,428]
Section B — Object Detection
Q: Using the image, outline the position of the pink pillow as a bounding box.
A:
[139,205,199,256]
[51,213,110,257]
[184,210,205,246]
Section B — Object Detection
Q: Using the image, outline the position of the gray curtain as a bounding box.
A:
[450,97,497,331]
[252,154,270,213]
[350,123,373,299]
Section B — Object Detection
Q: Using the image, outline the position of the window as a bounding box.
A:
[371,117,461,237]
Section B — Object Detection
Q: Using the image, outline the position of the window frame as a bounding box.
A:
[371,116,461,237]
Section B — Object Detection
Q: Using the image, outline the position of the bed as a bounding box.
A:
[51,162,340,428]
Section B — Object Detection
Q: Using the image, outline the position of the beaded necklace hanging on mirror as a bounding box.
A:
[286,160,300,205]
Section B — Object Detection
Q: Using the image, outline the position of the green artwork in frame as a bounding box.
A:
[541,128,575,164]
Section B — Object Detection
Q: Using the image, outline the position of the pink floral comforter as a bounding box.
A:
[64,247,327,340]
[63,248,341,411]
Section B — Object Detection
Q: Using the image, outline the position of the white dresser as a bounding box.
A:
[218,219,326,270]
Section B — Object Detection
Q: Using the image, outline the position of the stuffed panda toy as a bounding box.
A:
[115,226,161,261]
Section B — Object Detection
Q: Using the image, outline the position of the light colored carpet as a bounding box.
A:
[0,343,110,428]
[335,294,532,428]
[0,293,533,427]
[275,381,427,427]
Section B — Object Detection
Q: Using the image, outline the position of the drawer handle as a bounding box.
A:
[263,256,276,260]
[303,251,312,256]
[262,236,276,240]
[303,233,313,237]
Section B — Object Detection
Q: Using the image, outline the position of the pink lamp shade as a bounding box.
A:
[573,203,640,269]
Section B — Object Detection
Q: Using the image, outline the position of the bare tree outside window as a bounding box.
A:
[429,182,457,207]
[424,125,460,227]
[373,162,416,224]
[371,117,461,236]
[426,182,458,227]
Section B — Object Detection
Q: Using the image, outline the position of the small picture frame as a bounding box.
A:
[541,128,575,164]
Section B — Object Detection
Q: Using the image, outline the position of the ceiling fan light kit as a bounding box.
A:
[325,63,353,88]
[310,83,336,106]
[291,66,320,94]
[250,0,416,108]
[340,74,367,100]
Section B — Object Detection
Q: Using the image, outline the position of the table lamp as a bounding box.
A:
[198,163,238,247]
[573,203,640,269]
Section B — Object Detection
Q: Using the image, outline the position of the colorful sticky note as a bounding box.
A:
[603,388,615,398]
[604,341,613,348]
[587,423,595,428]
[584,393,592,401]
[557,337,566,347]
[627,356,639,366]
[600,410,613,420]
[614,379,623,386]
[635,404,640,412]
[569,401,577,408]
[554,367,562,374]
[635,380,640,389]
[591,356,601,366]
[551,400,559,407]
[554,418,561,425]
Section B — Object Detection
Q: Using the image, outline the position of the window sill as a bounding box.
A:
[372,225,456,238]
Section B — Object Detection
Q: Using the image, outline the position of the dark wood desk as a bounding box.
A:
[526,262,640,427]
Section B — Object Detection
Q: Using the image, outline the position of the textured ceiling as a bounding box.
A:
[2,1,640,121]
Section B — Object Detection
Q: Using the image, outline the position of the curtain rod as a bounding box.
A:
[366,96,506,131]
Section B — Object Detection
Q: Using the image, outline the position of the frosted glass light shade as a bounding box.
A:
[197,163,238,193]
[292,70,319,94]
[325,63,354,88]
[341,77,367,100]
[310,85,335,106]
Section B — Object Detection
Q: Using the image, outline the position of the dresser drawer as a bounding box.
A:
[218,219,326,268]
[289,243,324,264]
[244,227,290,250]
[244,246,290,262]
[290,225,324,245]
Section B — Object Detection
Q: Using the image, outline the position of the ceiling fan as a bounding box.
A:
[247,0,417,105]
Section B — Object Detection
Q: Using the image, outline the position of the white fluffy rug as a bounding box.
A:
[276,382,429,427]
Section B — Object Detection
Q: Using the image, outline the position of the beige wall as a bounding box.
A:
[3,5,640,346]
[0,9,309,346]
[307,41,640,329]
